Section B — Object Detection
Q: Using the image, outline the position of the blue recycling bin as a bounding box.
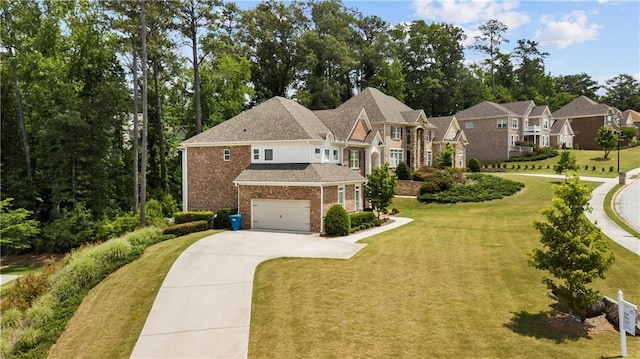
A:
[229,214,242,231]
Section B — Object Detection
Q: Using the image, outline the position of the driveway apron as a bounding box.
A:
[131,218,412,359]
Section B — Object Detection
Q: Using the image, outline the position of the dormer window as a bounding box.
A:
[391,126,402,140]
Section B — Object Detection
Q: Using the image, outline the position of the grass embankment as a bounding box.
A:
[46,230,218,359]
[502,147,640,178]
[248,175,640,358]
[605,184,640,239]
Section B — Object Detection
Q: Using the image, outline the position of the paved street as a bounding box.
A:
[615,175,640,233]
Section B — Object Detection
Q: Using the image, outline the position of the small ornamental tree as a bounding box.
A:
[437,143,454,168]
[0,198,40,254]
[468,158,481,173]
[529,175,615,319]
[365,163,398,218]
[395,161,411,180]
[595,126,617,159]
[553,150,578,178]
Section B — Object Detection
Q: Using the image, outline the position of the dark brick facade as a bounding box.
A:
[457,118,511,163]
[569,116,606,150]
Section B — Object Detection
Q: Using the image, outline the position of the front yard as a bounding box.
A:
[249,175,640,358]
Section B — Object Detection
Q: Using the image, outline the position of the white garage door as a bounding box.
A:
[252,199,311,232]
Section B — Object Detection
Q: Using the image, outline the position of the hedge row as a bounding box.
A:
[174,211,213,225]
[163,220,209,237]
[348,211,380,233]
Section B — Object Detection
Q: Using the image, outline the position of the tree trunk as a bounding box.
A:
[132,37,140,215]
[10,45,32,182]
[191,4,202,134]
[153,58,167,191]
[140,0,148,227]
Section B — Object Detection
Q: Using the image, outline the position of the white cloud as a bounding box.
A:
[412,0,530,30]
[534,11,601,49]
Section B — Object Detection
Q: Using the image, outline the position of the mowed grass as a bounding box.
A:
[249,176,640,358]
[502,147,640,178]
[605,184,640,239]
[47,230,219,359]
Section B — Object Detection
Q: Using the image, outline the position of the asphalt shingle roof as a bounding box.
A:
[500,100,535,116]
[182,97,331,144]
[234,163,366,183]
[552,95,613,118]
[338,87,419,124]
[429,115,455,140]
[455,101,517,119]
[314,107,365,142]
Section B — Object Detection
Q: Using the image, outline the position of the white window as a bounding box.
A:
[497,119,507,129]
[543,119,549,129]
[389,149,403,168]
[465,122,474,129]
[333,149,338,161]
[253,149,259,160]
[338,186,345,208]
[425,130,432,142]
[511,134,519,146]
[223,149,230,161]
[512,118,518,129]
[524,118,529,128]
[324,149,330,161]
[314,148,321,160]
[355,185,361,212]
[391,126,402,140]
[264,149,273,161]
[426,151,433,166]
[350,150,360,169]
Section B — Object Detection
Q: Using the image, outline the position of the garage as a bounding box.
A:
[251,199,311,232]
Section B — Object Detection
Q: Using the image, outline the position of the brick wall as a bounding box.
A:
[457,118,509,163]
[342,147,365,176]
[351,119,368,141]
[186,145,251,212]
[570,116,605,150]
[396,180,422,196]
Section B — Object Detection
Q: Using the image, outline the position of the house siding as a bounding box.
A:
[186,145,251,212]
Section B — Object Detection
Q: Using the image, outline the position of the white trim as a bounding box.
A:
[233,180,366,187]
[181,147,188,211]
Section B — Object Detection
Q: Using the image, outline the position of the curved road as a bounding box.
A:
[615,176,640,233]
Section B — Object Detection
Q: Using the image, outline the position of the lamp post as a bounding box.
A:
[615,130,625,185]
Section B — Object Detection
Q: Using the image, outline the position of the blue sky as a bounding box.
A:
[345,0,640,85]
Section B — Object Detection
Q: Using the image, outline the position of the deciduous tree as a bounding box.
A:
[595,126,617,159]
[364,163,397,219]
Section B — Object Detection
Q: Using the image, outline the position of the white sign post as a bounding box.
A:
[618,290,638,357]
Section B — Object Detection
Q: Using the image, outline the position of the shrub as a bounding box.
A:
[42,203,96,253]
[96,213,139,242]
[395,161,411,180]
[349,211,376,230]
[163,220,209,237]
[213,208,237,229]
[468,158,481,173]
[0,198,40,254]
[504,147,558,162]
[324,204,350,236]
[418,170,455,195]
[25,296,55,327]
[584,165,589,170]
[159,192,179,217]
[592,166,596,171]
[174,211,214,226]
[145,199,167,227]
[17,327,41,350]
[609,166,614,172]
[418,173,524,203]
[1,308,23,329]
[1,263,59,311]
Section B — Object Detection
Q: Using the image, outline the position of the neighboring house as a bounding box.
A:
[549,118,574,149]
[621,109,640,132]
[428,115,468,168]
[502,102,553,148]
[337,87,437,170]
[552,96,622,150]
[180,96,383,233]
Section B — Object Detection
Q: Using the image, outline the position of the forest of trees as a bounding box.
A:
[2,0,639,252]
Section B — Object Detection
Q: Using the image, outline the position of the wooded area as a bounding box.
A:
[2,0,639,253]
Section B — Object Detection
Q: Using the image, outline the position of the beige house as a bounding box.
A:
[428,115,468,168]
[337,87,437,170]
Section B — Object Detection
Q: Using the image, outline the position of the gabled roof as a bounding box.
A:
[550,118,574,135]
[552,95,614,118]
[314,107,370,142]
[622,109,640,124]
[338,87,417,124]
[233,163,366,184]
[530,105,549,117]
[455,101,517,120]
[500,100,535,117]
[429,115,456,141]
[182,96,331,144]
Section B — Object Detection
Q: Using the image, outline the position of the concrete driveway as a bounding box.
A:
[130,218,412,359]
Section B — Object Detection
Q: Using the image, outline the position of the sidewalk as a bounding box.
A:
[516,168,640,256]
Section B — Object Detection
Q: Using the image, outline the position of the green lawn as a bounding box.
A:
[248,176,640,358]
[46,230,219,359]
[500,147,640,178]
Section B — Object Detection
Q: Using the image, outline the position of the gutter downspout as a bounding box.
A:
[320,184,324,234]
[181,146,188,212]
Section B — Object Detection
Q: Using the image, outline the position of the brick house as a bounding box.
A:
[454,100,558,163]
[427,115,468,168]
[552,96,622,150]
[337,87,438,170]
[180,96,383,233]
